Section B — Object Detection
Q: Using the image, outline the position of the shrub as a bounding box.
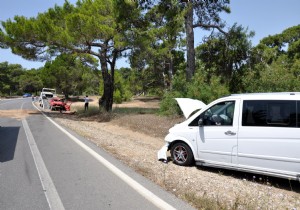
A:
[159,91,183,116]
[187,73,229,104]
[159,69,230,116]
[114,89,122,104]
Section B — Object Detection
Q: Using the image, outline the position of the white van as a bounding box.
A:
[39,88,56,99]
[39,88,56,108]
[158,93,300,180]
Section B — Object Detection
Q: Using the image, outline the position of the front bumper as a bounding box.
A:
[157,143,170,162]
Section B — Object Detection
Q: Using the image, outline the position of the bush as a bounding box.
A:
[159,91,183,116]
[159,69,230,116]
[114,89,122,104]
[159,66,229,115]
[187,73,229,104]
[122,89,133,101]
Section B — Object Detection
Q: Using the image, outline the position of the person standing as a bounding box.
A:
[84,95,89,111]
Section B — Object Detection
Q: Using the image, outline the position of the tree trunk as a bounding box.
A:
[98,56,114,112]
[168,57,173,90]
[185,2,195,82]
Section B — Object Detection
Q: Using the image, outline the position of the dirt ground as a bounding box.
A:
[0,109,40,119]
[2,97,300,209]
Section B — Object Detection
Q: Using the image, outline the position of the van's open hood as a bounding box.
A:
[175,98,206,119]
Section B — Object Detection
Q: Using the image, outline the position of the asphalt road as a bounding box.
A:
[0,98,195,210]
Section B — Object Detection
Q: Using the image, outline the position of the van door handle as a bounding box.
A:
[225,131,236,136]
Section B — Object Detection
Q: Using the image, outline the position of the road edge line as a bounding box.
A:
[22,118,65,210]
[32,102,177,210]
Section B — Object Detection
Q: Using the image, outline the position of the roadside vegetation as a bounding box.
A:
[1,0,299,113]
[1,22,300,115]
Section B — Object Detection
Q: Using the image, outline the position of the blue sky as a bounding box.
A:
[0,0,299,69]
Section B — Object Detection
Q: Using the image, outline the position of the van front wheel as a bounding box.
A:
[171,142,194,166]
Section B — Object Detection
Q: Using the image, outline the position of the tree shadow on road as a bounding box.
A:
[0,126,20,162]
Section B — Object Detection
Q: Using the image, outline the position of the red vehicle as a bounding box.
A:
[49,97,71,112]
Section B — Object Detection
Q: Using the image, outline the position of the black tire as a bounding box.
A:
[170,142,194,166]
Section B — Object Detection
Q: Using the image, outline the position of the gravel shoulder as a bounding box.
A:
[42,98,300,210]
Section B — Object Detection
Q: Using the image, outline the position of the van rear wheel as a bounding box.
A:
[171,142,194,166]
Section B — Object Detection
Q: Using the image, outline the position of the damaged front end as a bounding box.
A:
[157,98,206,164]
[157,143,170,163]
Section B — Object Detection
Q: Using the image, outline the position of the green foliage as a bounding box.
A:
[186,72,229,104]
[112,69,133,103]
[129,0,185,93]
[1,0,299,116]
[242,55,300,92]
[0,62,27,96]
[243,24,300,93]
[1,0,143,111]
[0,62,13,95]
[260,25,300,53]
[18,69,43,94]
[98,68,135,103]
[40,54,99,97]
[159,90,182,116]
[113,89,122,104]
[159,67,229,116]
[196,23,254,87]
[291,59,300,76]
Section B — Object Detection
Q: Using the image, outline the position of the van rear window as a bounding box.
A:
[242,100,297,127]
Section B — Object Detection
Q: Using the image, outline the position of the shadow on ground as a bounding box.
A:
[196,165,300,193]
[0,126,20,162]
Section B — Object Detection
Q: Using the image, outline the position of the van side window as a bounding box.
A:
[242,100,296,127]
[189,101,235,126]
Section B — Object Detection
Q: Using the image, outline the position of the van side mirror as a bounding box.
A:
[198,118,204,127]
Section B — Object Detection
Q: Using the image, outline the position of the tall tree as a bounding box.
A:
[1,0,139,111]
[41,54,99,98]
[196,23,254,91]
[19,69,43,95]
[181,0,230,81]
[0,62,25,95]
[129,0,185,91]
[0,62,12,95]
[242,25,300,93]
[259,25,300,60]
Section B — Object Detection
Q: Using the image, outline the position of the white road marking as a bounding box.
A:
[32,102,177,210]
[22,119,65,210]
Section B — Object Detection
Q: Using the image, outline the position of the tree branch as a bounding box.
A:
[193,23,227,35]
